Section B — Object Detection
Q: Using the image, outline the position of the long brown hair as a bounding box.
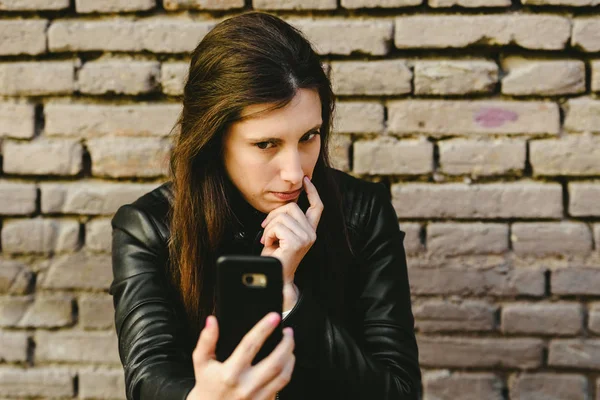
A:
[167,11,352,341]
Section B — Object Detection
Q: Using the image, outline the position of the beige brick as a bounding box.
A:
[353,138,433,175]
[0,181,37,215]
[79,367,125,399]
[76,0,156,12]
[0,331,28,362]
[329,133,351,172]
[36,330,120,364]
[564,98,600,133]
[288,18,393,56]
[254,0,337,9]
[1,218,80,255]
[570,182,600,217]
[524,0,599,4]
[427,223,509,256]
[502,58,585,96]
[342,0,421,7]
[549,339,600,369]
[572,18,600,52]
[502,303,583,336]
[49,18,214,53]
[509,374,587,400]
[552,267,600,296]
[161,61,188,96]
[387,100,559,136]
[16,294,74,328]
[3,139,83,176]
[439,138,526,176]
[79,293,114,330]
[0,20,47,55]
[531,136,600,176]
[589,303,600,334]
[86,218,112,252]
[163,0,244,9]
[409,265,545,297]
[0,296,31,326]
[331,60,411,96]
[414,299,497,333]
[423,371,504,400]
[333,102,384,134]
[430,0,510,6]
[414,59,498,95]
[0,259,33,295]
[0,61,74,96]
[395,15,570,50]
[511,222,593,256]
[391,182,562,219]
[400,222,424,255]
[87,137,171,178]
[45,102,180,137]
[592,60,600,92]
[0,367,74,397]
[0,102,35,139]
[418,336,544,368]
[78,59,160,95]
[40,251,113,290]
[0,0,69,10]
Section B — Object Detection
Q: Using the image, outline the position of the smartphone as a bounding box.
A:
[215,254,283,365]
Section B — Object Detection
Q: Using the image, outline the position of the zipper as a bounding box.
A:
[276,392,280,400]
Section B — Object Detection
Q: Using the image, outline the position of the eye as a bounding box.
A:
[255,141,274,150]
[302,131,320,142]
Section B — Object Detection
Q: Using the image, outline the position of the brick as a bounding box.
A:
[589,303,600,334]
[45,102,180,137]
[564,98,600,133]
[511,222,593,257]
[87,137,171,178]
[430,0,510,5]
[331,60,412,95]
[387,100,559,136]
[572,18,600,52]
[78,60,160,95]
[163,0,244,9]
[595,224,600,253]
[418,336,544,368]
[41,181,159,215]
[36,330,119,364]
[552,267,600,296]
[254,0,337,9]
[2,139,83,176]
[570,183,600,217]
[288,18,393,56]
[439,138,526,176]
[16,294,74,328]
[394,15,570,50]
[524,0,600,4]
[549,339,600,369]
[86,218,112,252]
[76,0,156,12]
[0,259,33,295]
[502,58,585,96]
[400,223,424,255]
[0,331,28,362]
[502,303,583,336]
[49,18,214,53]
[40,251,113,290]
[0,296,31,326]
[427,223,509,256]
[333,102,384,134]
[391,182,562,219]
[79,367,126,399]
[0,102,35,139]
[0,20,47,55]
[79,293,114,330]
[414,59,498,95]
[1,218,80,255]
[161,61,188,96]
[592,60,600,93]
[509,373,587,400]
[408,265,545,297]
[0,367,74,397]
[0,181,37,215]
[531,136,600,176]
[329,133,351,172]
[0,0,69,10]
[353,138,433,175]
[423,371,504,400]
[414,299,497,333]
[342,0,422,7]
[0,61,74,96]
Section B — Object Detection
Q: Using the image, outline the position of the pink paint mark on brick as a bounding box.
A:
[474,107,518,128]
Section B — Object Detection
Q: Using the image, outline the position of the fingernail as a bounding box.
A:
[269,313,280,325]
[205,316,212,327]
[260,236,264,244]
[284,327,294,337]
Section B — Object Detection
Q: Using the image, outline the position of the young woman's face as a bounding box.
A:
[223,88,323,214]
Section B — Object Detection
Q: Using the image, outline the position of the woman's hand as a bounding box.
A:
[187,313,295,400]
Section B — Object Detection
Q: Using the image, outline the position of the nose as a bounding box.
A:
[279,149,304,186]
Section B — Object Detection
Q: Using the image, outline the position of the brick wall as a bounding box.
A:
[0,0,599,399]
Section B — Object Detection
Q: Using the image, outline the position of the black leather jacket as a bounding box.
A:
[110,168,421,400]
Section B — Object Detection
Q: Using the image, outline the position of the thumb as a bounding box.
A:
[192,315,219,367]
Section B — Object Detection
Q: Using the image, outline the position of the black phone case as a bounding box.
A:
[215,255,283,364]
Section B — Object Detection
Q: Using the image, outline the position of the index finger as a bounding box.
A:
[225,312,281,371]
[303,176,323,230]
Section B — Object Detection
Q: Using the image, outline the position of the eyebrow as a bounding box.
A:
[248,123,322,144]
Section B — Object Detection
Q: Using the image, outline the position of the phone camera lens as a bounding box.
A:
[245,275,254,285]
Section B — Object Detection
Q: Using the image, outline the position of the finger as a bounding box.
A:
[261,203,311,233]
[251,327,295,384]
[303,176,323,230]
[226,312,281,372]
[262,222,297,248]
[253,352,296,400]
[192,315,219,367]
[261,214,312,246]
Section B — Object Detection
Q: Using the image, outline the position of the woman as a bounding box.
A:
[110,11,421,400]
